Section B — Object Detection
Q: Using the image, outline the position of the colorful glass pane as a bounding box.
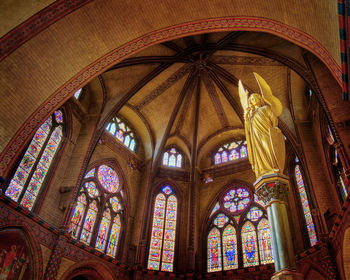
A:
[254,194,266,207]
[69,194,86,239]
[54,110,64,123]
[74,88,82,99]
[208,228,222,272]
[168,154,176,167]
[221,151,228,163]
[96,209,111,252]
[85,182,99,198]
[80,201,98,244]
[21,126,63,210]
[210,202,220,217]
[229,150,239,160]
[84,169,95,178]
[240,146,247,158]
[295,165,317,246]
[163,152,169,165]
[223,225,238,270]
[148,194,166,270]
[205,177,213,183]
[242,222,259,267]
[106,215,121,257]
[213,213,229,228]
[215,153,221,165]
[258,219,274,264]
[124,135,130,147]
[233,215,240,225]
[110,196,122,212]
[97,165,119,193]
[247,207,263,222]
[170,148,176,153]
[162,185,173,195]
[162,195,177,272]
[176,154,182,168]
[223,188,250,213]
[116,130,124,142]
[129,139,136,151]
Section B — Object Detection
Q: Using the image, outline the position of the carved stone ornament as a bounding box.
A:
[254,173,290,204]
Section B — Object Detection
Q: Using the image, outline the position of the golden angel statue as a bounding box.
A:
[238,73,285,179]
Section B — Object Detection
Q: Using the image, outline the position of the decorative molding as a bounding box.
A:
[255,174,290,203]
[0,0,92,62]
[0,16,341,177]
[210,55,282,66]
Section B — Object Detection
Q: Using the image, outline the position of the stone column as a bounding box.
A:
[255,173,303,280]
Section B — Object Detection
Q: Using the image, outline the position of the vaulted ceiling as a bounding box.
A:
[92,31,311,169]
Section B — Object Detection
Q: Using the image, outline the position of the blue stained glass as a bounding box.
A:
[242,222,259,267]
[84,169,95,178]
[129,139,136,151]
[124,135,130,147]
[54,110,64,123]
[74,88,82,99]
[215,153,221,164]
[162,185,173,195]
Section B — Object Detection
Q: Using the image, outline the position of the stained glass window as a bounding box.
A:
[162,147,183,168]
[5,110,65,210]
[69,164,124,258]
[223,225,238,270]
[214,140,248,165]
[106,116,137,151]
[207,185,273,272]
[242,222,259,267]
[208,228,222,272]
[258,219,274,264]
[295,164,318,246]
[148,185,177,272]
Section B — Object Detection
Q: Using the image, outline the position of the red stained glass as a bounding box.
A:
[69,194,86,238]
[242,222,259,267]
[54,110,64,123]
[96,209,111,252]
[148,189,177,272]
[97,165,120,193]
[223,225,238,270]
[223,188,250,213]
[110,196,122,212]
[80,201,98,244]
[106,116,137,152]
[208,228,222,272]
[85,182,99,198]
[246,207,263,222]
[106,215,121,257]
[213,214,229,228]
[295,165,317,246]
[84,169,95,178]
[258,219,274,264]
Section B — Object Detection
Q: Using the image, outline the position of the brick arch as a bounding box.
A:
[0,17,341,179]
[60,260,116,280]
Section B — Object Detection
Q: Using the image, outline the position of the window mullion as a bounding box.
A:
[159,196,168,270]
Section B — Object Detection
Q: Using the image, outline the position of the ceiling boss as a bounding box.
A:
[238,73,285,180]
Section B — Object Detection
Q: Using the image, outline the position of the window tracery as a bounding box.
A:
[106,116,136,152]
[207,185,273,272]
[162,147,183,168]
[69,164,124,258]
[148,185,178,272]
[214,140,247,165]
[5,110,65,210]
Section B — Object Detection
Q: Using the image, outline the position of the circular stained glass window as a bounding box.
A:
[223,187,250,213]
[97,165,120,193]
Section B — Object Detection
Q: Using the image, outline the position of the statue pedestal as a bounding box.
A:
[255,174,303,280]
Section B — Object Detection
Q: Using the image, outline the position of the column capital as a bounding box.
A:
[254,173,290,204]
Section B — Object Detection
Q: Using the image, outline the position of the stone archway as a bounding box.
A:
[344,227,350,279]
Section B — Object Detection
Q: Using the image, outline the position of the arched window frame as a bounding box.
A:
[105,116,138,152]
[212,140,248,165]
[147,182,181,272]
[162,146,184,168]
[205,183,273,272]
[290,156,318,247]
[68,162,126,259]
[4,109,67,212]
[320,114,348,203]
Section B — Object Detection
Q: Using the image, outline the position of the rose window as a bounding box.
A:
[223,188,250,213]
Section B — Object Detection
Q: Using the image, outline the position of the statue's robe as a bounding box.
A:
[246,105,281,179]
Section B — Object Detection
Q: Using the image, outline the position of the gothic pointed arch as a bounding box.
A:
[205,181,273,272]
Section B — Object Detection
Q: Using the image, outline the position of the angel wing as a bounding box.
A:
[238,80,249,113]
[253,72,283,117]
